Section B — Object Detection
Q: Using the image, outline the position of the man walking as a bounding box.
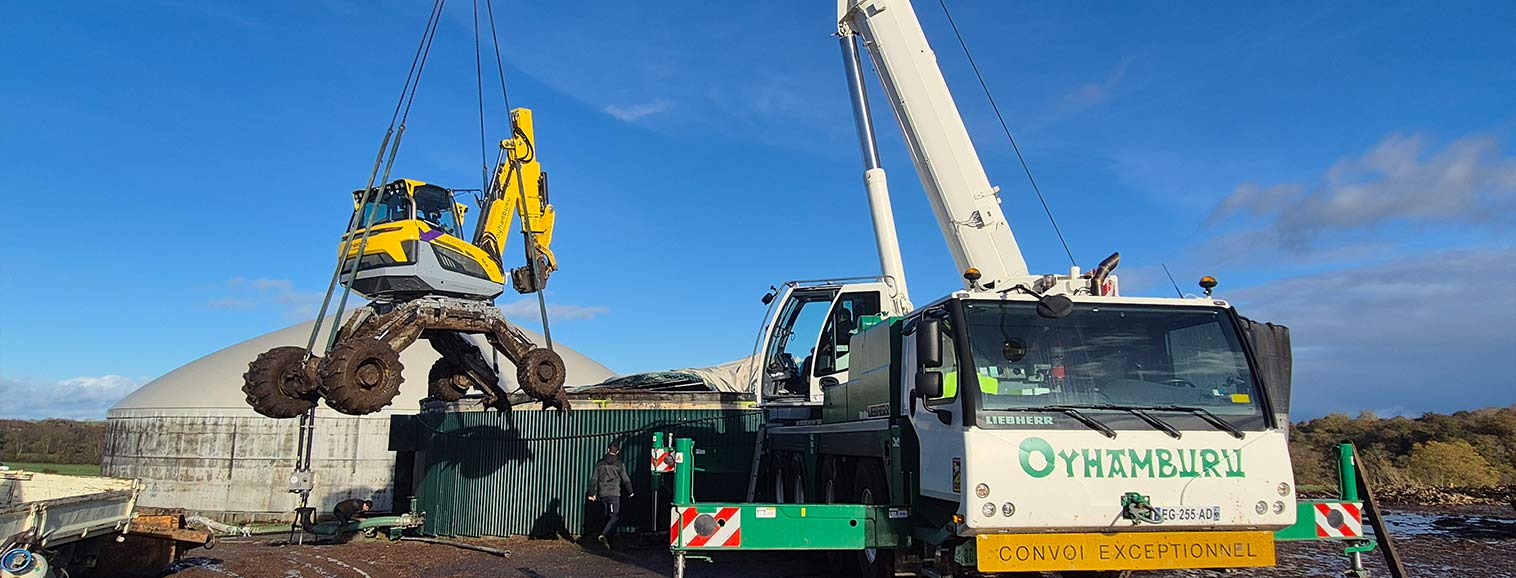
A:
[586,442,634,550]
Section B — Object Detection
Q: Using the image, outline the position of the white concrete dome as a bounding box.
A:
[111,316,615,416]
[104,316,616,518]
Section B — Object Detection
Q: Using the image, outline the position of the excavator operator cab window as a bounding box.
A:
[412,185,461,237]
[355,186,414,229]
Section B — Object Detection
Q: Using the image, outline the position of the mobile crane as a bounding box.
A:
[670,1,1300,576]
[241,108,569,418]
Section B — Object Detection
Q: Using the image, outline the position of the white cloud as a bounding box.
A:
[1213,132,1516,249]
[1224,247,1516,417]
[209,277,323,320]
[1064,55,1136,109]
[603,100,673,122]
[0,375,148,420]
[497,299,609,321]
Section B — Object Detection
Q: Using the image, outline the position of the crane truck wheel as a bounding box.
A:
[242,346,318,418]
[514,348,566,401]
[819,458,852,575]
[318,339,405,415]
[426,358,476,402]
[852,459,896,578]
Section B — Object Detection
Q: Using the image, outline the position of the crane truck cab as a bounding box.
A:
[755,277,907,410]
[759,270,1296,576]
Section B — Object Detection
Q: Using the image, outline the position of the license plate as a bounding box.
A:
[1153,505,1222,522]
[976,531,1275,572]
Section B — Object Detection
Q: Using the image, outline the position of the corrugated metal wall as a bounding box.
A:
[399,408,763,537]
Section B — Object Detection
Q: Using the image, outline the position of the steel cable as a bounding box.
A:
[936,0,1078,267]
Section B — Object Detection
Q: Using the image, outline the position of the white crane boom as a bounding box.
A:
[839,0,1031,290]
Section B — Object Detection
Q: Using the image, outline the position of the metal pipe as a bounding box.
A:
[674,437,694,505]
[840,35,881,170]
[1337,443,1359,502]
[841,34,912,308]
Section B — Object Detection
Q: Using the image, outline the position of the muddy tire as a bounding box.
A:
[242,346,318,418]
[319,339,405,415]
[427,358,476,402]
[515,347,566,400]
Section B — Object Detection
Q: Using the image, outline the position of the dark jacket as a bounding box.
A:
[333,498,368,522]
[587,453,633,498]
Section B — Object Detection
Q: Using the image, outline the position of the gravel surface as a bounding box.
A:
[165,507,1515,578]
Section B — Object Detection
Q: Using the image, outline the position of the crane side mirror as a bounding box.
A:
[760,286,778,305]
[915,369,943,399]
[916,318,943,368]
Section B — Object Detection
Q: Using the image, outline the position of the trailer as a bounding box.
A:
[0,470,212,577]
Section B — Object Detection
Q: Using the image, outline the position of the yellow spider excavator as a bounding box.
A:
[242,108,568,418]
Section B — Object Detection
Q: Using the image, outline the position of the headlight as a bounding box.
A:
[982,502,997,517]
[1002,502,1016,517]
[1277,482,1292,496]
[1272,501,1286,514]
[975,483,991,499]
[1255,501,1268,515]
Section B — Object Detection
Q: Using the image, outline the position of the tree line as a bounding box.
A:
[3,407,1514,491]
[0,419,106,465]
[1290,406,1516,490]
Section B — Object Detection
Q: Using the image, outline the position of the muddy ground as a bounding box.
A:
[166,507,1515,578]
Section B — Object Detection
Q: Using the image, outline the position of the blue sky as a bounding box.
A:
[2,0,1512,420]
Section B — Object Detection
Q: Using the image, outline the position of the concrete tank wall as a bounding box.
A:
[103,316,617,520]
[103,409,398,518]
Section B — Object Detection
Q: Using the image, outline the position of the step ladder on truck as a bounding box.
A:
[645,0,1413,575]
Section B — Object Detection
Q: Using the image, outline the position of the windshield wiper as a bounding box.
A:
[1148,405,1245,440]
[1039,403,1181,439]
[990,406,1117,439]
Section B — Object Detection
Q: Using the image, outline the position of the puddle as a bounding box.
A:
[162,557,242,577]
[1380,512,1516,539]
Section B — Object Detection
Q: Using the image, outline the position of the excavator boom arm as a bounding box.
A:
[473,108,558,293]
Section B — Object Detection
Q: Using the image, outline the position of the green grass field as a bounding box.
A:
[3,462,101,476]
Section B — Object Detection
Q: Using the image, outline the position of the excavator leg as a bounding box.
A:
[425,331,507,407]
[244,296,569,417]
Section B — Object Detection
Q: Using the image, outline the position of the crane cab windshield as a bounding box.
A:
[952,300,1268,429]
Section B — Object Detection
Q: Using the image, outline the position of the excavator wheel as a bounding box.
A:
[318,338,405,416]
[242,346,318,418]
[427,358,477,402]
[515,347,566,402]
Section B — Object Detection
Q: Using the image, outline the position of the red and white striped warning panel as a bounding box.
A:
[651,448,675,473]
[1315,502,1363,538]
[670,506,742,548]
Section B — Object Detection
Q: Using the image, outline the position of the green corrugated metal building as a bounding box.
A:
[390,392,763,537]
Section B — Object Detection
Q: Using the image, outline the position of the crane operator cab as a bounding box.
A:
[339,178,506,301]
[755,278,900,409]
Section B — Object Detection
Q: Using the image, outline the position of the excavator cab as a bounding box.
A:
[339,179,506,301]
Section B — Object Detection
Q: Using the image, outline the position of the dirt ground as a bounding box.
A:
[165,507,1515,578]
